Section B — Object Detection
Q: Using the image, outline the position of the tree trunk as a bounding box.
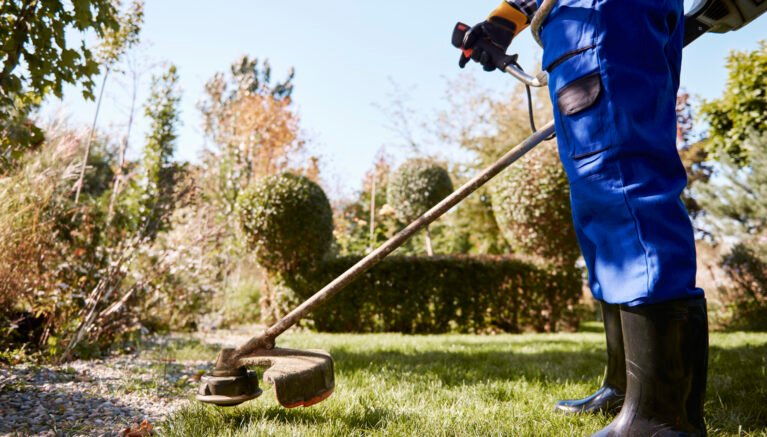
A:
[74,67,111,204]
[108,67,138,219]
[424,226,434,256]
[368,175,376,252]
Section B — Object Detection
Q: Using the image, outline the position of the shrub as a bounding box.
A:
[387,159,453,223]
[387,159,453,255]
[490,141,580,267]
[286,255,581,334]
[237,173,334,276]
[719,244,767,331]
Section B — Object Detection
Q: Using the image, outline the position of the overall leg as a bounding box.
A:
[538,0,709,431]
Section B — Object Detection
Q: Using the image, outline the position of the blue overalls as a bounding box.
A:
[538,0,704,306]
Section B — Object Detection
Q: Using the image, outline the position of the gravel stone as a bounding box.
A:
[0,351,206,436]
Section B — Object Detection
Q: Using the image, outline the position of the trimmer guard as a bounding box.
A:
[241,348,335,408]
[196,348,335,408]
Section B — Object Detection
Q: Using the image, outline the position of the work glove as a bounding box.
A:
[459,2,529,71]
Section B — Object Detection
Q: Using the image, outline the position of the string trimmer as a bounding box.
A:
[196,0,766,409]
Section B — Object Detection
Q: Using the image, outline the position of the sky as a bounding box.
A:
[41,0,767,199]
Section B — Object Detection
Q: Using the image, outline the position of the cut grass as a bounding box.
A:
[161,328,767,436]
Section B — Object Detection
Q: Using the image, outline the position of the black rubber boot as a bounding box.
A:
[592,297,709,437]
[555,301,626,415]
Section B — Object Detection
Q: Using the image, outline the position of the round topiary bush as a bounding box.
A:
[387,158,453,255]
[489,141,580,267]
[237,173,333,275]
[387,158,454,223]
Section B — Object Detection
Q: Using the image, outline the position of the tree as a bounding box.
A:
[435,74,576,264]
[696,132,767,330]
[74,0,144,203]
[199,56,304,210]
[0,0,119,103]
[676,89,694,149]
[387,159,454,256]
[435,76,540,255]
[697,132,767,247]
[700,41,767,165]
[334,151,406,256]
[0,0,121,170]
[0,93,43,171]
[137,64,182,240]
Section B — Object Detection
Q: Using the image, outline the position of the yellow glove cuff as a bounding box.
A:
[488,2,530,36]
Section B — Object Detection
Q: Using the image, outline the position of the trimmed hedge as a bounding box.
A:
[287,256,581,334]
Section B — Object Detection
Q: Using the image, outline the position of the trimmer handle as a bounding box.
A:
[451,22,519,70]
[452,22,548,88]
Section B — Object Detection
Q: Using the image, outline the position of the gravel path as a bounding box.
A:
[0,326,268,436]
[0,339,221,436]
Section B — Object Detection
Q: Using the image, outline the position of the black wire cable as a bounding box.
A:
[514,61,556,141]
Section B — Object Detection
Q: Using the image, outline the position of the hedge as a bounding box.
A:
[286,255,582,334]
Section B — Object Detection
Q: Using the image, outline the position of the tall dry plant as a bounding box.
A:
[0,123,81,340]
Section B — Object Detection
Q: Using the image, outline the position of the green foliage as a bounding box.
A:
[437,77,555,256]
[700,41,767,164]
[695,133,767,331]
[228,56,295,101]
[697,132,767,241]
[217,276,262,328]
[0,0,119,102]
[490,141,579,267]
[679,140,714,228]
[137,64,182,239]
[0,92,44,173]
[237,173,334,276]
[335,186,403,256]
[286,256,581,334]
[333,154,410,256]
[718,244,767,331]
[0,0,142,173]
[387,159,453,224]
[96,0,143,67]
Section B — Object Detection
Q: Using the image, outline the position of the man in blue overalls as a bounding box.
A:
[461,1,709,435]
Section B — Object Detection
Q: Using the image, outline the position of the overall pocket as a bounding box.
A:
[547,46,613,160]
[539,0,600,70]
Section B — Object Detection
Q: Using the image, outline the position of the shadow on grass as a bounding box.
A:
[170,336,766,435]
[227,404,403,429]
[326,338,767,433]
[329,338,606,386]
[164,401,408,436]
[577,321,606,333]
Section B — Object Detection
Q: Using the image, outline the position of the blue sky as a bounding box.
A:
[42,1,767,198]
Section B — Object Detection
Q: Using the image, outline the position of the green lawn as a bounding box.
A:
[162,326,767,436]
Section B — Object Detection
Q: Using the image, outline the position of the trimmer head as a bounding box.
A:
[196,367,263,407]
[196,348,335,408]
